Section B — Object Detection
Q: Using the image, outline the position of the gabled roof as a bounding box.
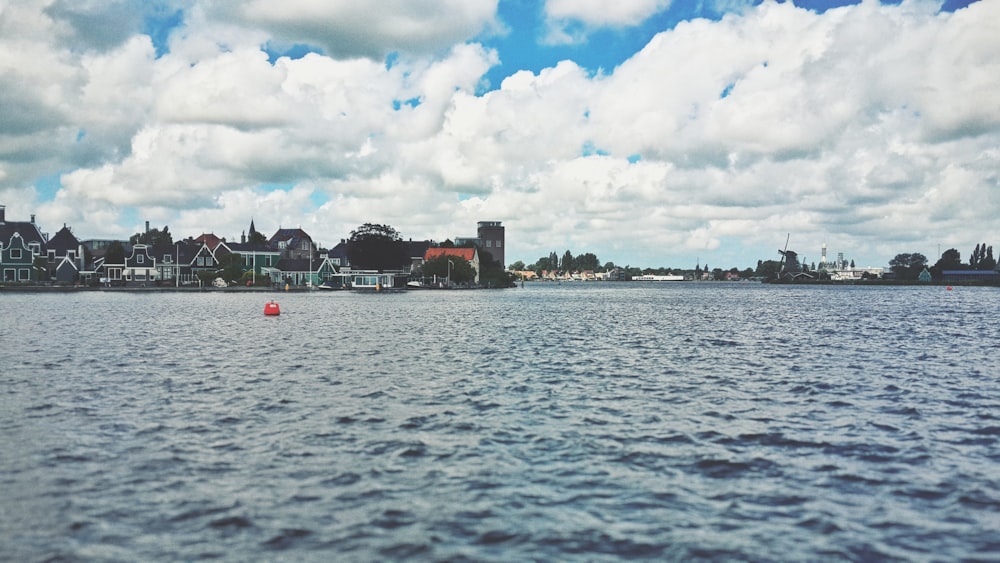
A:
[269,228,313,247]
[47,225,80,253]
[425,247,477,261]
[194,233,224,250]
[0,216,46,249]
[406,240,432,259]
[150,241,203,265]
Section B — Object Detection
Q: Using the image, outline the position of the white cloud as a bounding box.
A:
[543,0,671,44]
[209,0,500,59]
[2,0,999,270]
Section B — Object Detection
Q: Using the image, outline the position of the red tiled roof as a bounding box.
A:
[424,247,476,261]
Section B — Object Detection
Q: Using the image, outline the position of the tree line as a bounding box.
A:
[890,243,996,280]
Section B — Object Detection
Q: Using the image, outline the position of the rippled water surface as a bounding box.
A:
[2,283,999,561]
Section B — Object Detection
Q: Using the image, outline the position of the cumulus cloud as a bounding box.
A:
[208,0,500,59]
[543,0,671,44]
[2,0,999,269]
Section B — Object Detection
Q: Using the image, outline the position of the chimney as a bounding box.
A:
[31,214,36,224]
[0,205,5,223]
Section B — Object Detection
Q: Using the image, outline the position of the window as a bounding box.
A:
[496,241,501,248]
[48,250,56,259]
[19,268,30,280]
[11,249,21,260]
[137,255,144,264]
[164,255,172,263]
[486,240,492,248]
[302,240,309,250]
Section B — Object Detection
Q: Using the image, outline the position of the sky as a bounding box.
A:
[1,0,997,271]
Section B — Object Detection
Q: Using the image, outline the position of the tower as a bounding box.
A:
[477,221,505,268]
[821,243,827,268]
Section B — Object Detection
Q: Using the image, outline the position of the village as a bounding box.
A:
[0,204,509,290]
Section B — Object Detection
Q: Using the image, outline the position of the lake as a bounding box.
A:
[1,283,998,561]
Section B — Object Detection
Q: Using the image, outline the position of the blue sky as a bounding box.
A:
[0,0,995,270]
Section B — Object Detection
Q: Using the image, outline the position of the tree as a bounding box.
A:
[422,255,476,284]
[981,245,996,271]
[932,248,962,276]
[575,252,600,272]
[104,241,125,265]
[561,250,574,272]
[755,259,781,279]
[130,225,173,246]
[509,260,526,271]
[478,251,515,288]
[248,230,267,245]
[217,253,245,283]
[889,253,928,280]
[345,223,410,272]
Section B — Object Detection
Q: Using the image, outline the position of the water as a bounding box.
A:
[1,283,998,561]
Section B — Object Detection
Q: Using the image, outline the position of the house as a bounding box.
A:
[405,240,432,273]
[216,240,281,277]
[151,240,205,286]
[45,225,89,284]
[123,244,157,285]
[269,227,316,260]
[424,247,480,284]
[327,240,350,269]
[0,205,48,283]
[273,256,338,286]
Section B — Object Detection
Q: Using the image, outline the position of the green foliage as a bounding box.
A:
[509,260,526,271]
[248,230,268,245]
[130,225,173,246]
[755,259,781,278]
[346,223,410,272]
[217,253,245,283]
[889,252,928,280]
[104,241,125,265]
[478,251,515,288]
[574,252,600,271]
[422,255,476,284]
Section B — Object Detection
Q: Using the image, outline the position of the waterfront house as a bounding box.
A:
[151,240,205,286]
[45,225,86,284]
[273,256,338,286]
[0,206,47,283]
[327,240,350,269]
[216,240,281,277]
[123,244,157,285]
[424,247,480,284]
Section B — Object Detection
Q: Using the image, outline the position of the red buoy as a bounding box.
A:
[264,301,281,316]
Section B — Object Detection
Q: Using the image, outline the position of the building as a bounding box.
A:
[424,247,480,284]
[476,221,505,268]
[0,205,48,283]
